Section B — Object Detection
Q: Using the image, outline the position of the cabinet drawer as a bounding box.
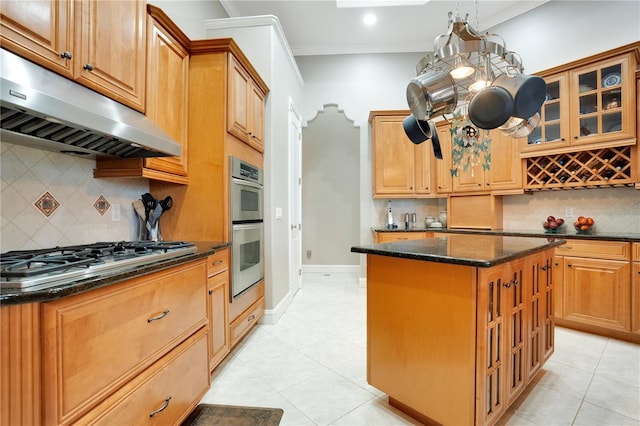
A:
[77,328,209,426]
[230,296,264,348]
[42,260,207,425]
[555,240,630,260]
[207,248,229,277]
[375,232,433,243]
[633,242,640,262]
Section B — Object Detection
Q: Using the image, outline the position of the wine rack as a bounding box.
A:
[524,146,633,190]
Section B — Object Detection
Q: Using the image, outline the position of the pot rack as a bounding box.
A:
[415,11,524,101]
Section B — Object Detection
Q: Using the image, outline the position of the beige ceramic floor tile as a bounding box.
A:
[573,401,639,426]
[584,374,640,421]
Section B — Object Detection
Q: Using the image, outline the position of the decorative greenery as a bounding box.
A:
[449,109,491,177]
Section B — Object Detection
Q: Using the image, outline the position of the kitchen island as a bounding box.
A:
[351,234,564,426]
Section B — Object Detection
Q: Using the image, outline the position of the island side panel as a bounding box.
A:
[366,254,478,426]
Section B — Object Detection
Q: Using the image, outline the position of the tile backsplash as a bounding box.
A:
[1,142,149,252]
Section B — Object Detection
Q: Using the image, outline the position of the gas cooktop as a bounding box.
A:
[0,241,197,291]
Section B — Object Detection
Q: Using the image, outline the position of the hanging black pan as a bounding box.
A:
[468,86,514,129]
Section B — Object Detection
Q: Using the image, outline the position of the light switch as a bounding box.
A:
[275,207,283,219]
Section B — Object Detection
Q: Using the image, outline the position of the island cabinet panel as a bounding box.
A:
[366,246,555,426]
[633,243,640,335]
[41,260,208,425]
[367,256,478,426]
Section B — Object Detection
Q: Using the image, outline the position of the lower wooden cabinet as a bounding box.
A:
[366,246,553,426]
[0,259,209,426]
[633,254,640,335]
[476,252,553,425]
[225,280,264,349]
[554,239,636,342]
[207,249,230,372]
[75,328,209,425]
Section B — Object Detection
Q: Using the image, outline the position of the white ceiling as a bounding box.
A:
[219,0,549,56]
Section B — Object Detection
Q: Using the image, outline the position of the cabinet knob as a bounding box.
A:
[60,51,72,59]
[208,289,214,295]
[568,264,573,267]
[83,63,94,71]
[503,281,511,288]
[541,265,549,271]
[486,183,490,186]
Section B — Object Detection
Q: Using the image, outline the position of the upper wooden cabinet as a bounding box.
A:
[521,43,639,156]
[0,0,74,77]
[1,0,146,112]
[150,38,267,243]
[228,54,267,153]
[74,0,146,111]
[370,110,439,198]
[452,129,522,193]
[94,5,190,184]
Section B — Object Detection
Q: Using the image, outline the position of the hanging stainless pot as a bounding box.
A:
[406,70,458,120]
[498,113,541,138]
[494,73,546,119]
[468,85,514,129]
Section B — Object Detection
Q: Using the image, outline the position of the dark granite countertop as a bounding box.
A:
[352,234,565,267]
[372,227,640,242]
[0,241,230,306]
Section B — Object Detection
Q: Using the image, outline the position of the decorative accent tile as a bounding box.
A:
[93,194,110,216]
[34,191,60,217]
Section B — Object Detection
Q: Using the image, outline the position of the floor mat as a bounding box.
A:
[182,404,284,426]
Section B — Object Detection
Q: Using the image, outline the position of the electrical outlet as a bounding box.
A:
[565,207,574,218]
[111,204,121,221]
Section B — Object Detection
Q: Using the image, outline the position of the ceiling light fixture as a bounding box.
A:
[363,13,377,25]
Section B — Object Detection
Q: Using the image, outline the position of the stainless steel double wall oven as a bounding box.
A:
[230,156,264,300]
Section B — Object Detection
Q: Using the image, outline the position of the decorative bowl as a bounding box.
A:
[573,216,595,233]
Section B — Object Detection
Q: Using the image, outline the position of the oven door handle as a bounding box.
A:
[232,177,263,190]
[232,222,263,230]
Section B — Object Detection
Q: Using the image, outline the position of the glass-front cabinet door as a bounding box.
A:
[521,73,570,154]
[570,53,635,146]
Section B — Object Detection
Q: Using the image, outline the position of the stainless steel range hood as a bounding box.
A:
[0,49,181,159]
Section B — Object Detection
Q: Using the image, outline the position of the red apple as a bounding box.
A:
[556,218,564,225]
[543,221,550,229]
[549,222,559,230]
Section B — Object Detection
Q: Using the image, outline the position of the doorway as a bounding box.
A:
[288,98,303,292]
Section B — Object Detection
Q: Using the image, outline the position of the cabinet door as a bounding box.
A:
[570,53,635,146]
[503,261,526,405]
[553,255,564,318]
[228,54,251,143]
[520,73,571,154]
[563,257,630,332]
[452,160,485,192]
[632,262,639,335]
[74,0,146,111]
[0,0,73,77]
[208,272,230,371]
[435,121,453,194]
[248,83,266,152]
[144,14,189,177]
[487,130,522,191]
[372,115,416,196]
[476,265,508,426]
[414,141,433,194]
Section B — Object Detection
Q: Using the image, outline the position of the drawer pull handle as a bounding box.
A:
[149,396,172,417]
[148,309,170,323]
[212,259,224,266]
[248,314,255,322]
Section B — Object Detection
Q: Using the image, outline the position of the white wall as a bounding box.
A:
[147,0,228,39]
[204,17,305,315]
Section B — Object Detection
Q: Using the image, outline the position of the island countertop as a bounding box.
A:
[351,234,565,267]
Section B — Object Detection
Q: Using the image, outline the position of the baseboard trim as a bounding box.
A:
[260,284,297,325]
[301,265,359,275]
